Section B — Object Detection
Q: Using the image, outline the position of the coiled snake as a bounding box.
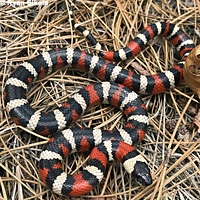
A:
[4,9,194,196]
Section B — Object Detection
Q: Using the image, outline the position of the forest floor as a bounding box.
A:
[0,0,200,199]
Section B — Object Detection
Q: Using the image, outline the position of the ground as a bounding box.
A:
[0,0,200,199]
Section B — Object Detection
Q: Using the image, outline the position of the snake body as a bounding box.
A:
[39,82,151,196]
[4,20,195,196]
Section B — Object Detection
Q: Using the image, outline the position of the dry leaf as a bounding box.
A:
[130,62,151,75]
[125,59,151,76]
[193,108,200,132]
[183,45,200,97]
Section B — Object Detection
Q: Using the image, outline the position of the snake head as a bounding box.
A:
[133,161,152,186]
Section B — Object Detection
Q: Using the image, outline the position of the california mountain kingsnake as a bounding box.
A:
[4,17,194,196]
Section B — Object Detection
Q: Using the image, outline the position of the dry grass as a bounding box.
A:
[0,0,200,199]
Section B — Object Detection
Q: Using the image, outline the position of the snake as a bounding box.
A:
[4,15,194,196]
